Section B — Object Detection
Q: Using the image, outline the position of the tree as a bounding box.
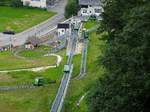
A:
[10,0,23,7]
[88,0,150,112]
[65,0,79,18]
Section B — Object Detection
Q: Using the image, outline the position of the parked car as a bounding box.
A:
[3,30,15,35]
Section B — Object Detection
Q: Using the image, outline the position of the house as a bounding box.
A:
[78,0,103,17]
[25,36,41,49]
[57,23,70,37]
[25,42,35,49]
[21,0,47,8]
[71,17,81,26]
[21,0,59,8]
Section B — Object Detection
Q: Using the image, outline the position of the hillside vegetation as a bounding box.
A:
[88,0,150,112]
[65,0,78,18]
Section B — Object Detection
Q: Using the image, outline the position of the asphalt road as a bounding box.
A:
[0,0,68,47]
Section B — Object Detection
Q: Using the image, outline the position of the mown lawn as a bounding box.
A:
[0,47,56,70]
[0,67,64,112]
[64,32,107,112]
[0,50,67,112]
[0,6,56,32]
[84,20,98,29]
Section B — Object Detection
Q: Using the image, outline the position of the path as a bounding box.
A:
[76,92,88,107]
[44,53,62,66]
[0,54,62,73]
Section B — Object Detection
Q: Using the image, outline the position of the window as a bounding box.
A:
[95,9,101,13]
[83,9,87,13]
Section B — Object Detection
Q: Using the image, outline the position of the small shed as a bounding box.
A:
[57,23,70,37]
[25,42,35,49]
[25,36,41,49]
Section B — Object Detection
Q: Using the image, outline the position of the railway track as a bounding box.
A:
[50,24,79,112]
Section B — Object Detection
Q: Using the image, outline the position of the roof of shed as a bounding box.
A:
[57,23,70,29]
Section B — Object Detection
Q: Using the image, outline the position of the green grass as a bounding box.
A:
[0,87,57,112]
[0,6,56,32]
[64,32,107,112]
[0,50,67,112]
[84,20,98,29]
[72,54,82,78]
[0,48,57,70]
[19,50,44,58]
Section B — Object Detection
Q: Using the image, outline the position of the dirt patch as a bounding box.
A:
[0,74,14,82]
[75,42,84,55]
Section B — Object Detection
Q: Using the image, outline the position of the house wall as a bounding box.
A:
[58,28,71,37]
[80,5,103,17]
[21,0,47,8]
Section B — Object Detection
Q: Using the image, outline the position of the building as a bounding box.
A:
[57,23,70,37]
[21,0,47,8]
[25,36,41,49]
[78,0,103,17]
[25,42,35,49]
[21,0,59,8]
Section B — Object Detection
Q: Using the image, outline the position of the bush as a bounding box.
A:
[10,0,23,7]
[0,0,23,7]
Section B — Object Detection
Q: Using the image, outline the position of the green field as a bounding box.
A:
[0,6,55,32]
[0,66,64,112]
[0,47,57,70]
[0,50,67,112]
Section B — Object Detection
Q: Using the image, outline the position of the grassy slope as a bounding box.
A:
[0,50,67,112]
[0,6,55,32]
[64,32,107,112]
[84,20,97,29]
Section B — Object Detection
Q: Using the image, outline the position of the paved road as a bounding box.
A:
[0,0,68,47]
[50,27,78,112]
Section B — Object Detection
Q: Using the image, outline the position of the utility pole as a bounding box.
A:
[9,35,12,52]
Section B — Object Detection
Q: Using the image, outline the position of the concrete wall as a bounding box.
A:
[58,28,71,37]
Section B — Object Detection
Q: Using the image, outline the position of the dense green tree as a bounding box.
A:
[0,0,23,7]
[65,0,79,18]
[10,0,23,7]
[89,0,150,112]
